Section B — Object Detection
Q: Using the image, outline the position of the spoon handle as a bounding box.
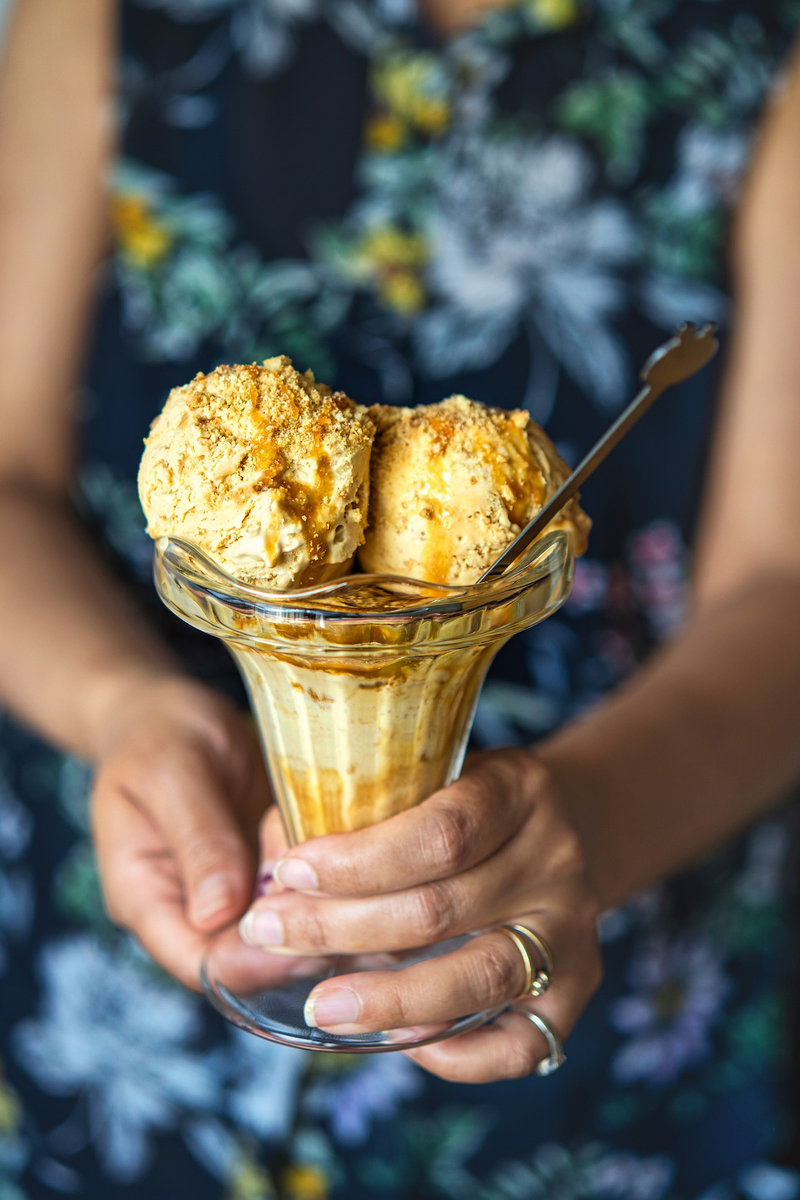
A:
[477,322,719,584]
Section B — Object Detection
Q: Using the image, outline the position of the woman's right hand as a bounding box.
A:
[90,675,323,990]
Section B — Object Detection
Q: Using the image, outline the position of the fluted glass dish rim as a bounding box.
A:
[155,528,572,623]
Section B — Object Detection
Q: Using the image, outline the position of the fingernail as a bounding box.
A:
[239,908,284,947]
[304,987,360,1028]
[193,873,236,922]
[254,865,276,899]
[274,857,319,891]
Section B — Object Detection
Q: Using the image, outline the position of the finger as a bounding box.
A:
[95,783,325,990]
[239,875,471,954]
[118,741,257,930]
[402,946,599,1084]
[201,922,332,996]
[133,881,328,995]
[270,750,540,897]
[303,929,526,1033]
[303,915,598,1037]
[94,779,219,989]
[401,1011,557,1084]
[238,837,540,955]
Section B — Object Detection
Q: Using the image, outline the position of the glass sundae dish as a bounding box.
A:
[154,529,574,1050]
[139,356,588,1050]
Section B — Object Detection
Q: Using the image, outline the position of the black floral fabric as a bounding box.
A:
[2,2,800,1197]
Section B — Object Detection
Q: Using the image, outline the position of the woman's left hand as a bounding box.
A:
[241,748,602,1083]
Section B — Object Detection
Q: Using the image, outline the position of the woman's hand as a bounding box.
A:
[243,748,603,1082]
[91,675,326,991]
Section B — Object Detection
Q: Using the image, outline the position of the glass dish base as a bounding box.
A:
[201,937,502,1052]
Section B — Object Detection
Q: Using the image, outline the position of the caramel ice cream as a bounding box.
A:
[359,396,590,585]
[138,357,374,588]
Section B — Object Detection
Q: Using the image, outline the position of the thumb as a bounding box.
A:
[154,743,257,931]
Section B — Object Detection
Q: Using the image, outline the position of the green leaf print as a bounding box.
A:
[597,0,673,69]
[640,189,722,281]
[724,995,786,1070]
[556,70,652,183]
[472,1141,610,1200]
[358,1106,492,1195]
[657,23,773,128]
[53,841,110,932]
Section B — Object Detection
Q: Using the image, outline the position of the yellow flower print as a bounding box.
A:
[281,1162,330,1200]
[365,111,408,153]
[228,1158,276,1200]
[411,95,451,137]
[524,0,580,29]
[381,270,426,313]
[372,52,452,140]
[357,225,428,314]
[111,193,174,269]
[0,1073,21,1135]
[362,227,427,269]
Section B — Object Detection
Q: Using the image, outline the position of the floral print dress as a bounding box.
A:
[2,2,800,1197]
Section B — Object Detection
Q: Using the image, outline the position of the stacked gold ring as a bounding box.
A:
[497,923,553,999]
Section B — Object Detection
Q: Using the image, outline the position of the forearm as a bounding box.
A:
[0,484,180,761]
[538,570,800,910]
[0,2,177,759]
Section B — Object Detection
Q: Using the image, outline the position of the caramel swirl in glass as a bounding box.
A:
[154,531,574,846]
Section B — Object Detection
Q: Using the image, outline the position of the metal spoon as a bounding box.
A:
[477,322,720,585]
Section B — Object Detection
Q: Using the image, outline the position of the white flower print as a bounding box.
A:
[698,1164,800,1200]
[222,1028,306,1143]
[610,933,732,1087]
[135,0,319,76]
[639,271,727,332]
[230,0,319,76]
[416,134,638,408]
[590,1150,675,1200]
[303,1053,422,1146]
[597,890,663,946]
[12,936,218,1182]
[328,0,417,53]
[475,1140,674,1200]
[736,1164,800,1200]
[641,124,745,329]
[670,124,751,213]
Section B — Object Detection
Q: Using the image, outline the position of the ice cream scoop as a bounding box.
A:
[138,357,375,588]
[358,396,590,586]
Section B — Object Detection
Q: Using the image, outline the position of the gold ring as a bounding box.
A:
[496,926,534,997]
[506,923,553,997]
